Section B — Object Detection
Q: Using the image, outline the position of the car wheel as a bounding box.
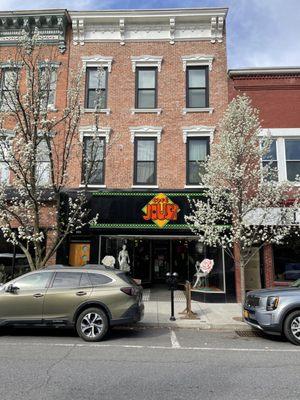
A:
[76,307,108,342]
[283,310,300,346]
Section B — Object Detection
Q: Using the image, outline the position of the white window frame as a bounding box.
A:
[260,128,300,184]
[82,56,113,114]
[39,62,60,111]
[0,131,14,185]
[183,126,215,188]
[181,55,214,114]
[0,64,21,112]
[78,126,111,188]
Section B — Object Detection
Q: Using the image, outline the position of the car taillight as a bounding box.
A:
[120,287,135,296]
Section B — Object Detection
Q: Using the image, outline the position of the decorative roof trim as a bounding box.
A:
[81,55,113,72]
[0,11,69,53]
[181,55,214,71]
[131,56,163,72]
[182,126,215,143]
[129,126,163,143]
[70,8,227,46]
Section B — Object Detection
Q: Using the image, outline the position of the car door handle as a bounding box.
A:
[33,293,44,298]
[76,291,87,296]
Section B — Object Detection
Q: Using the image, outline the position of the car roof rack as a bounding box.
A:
[43,264,118,272]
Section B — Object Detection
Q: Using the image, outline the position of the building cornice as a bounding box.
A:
[0,9,70,53]
[70,7,227,46]
[228,67,300,77]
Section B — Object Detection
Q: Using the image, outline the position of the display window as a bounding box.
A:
[99,236,226,291]
[273,242,300,282]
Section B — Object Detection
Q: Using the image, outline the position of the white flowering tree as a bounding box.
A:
[186,95,299,304]
[0,31,103,271]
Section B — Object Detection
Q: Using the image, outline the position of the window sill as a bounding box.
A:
[131,108,162,115]
[183,107,214,114]
[83,108,111,115]
[131,185,159,189]
[184,185,205,189]
[79,184,106,188]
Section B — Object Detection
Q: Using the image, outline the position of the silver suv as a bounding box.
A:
[244,286,300,345]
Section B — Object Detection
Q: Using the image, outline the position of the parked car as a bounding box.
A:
[0,253,30,282]
[244,285,300,345]
[0,264,144,341]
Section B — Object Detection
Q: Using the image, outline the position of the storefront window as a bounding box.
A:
[188,242,225,292]
[100,236,225,291]
[273,243,300,281]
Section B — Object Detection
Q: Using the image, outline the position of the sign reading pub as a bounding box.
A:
[142,193,180,228]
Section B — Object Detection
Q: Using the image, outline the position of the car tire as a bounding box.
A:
[76,307,108,342]
[283,310,300,346]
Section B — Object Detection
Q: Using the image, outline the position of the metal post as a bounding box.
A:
[170,285,175,321]
[166,272,178,322]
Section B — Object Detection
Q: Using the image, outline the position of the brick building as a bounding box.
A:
[0,9,71,266]
[56,8,235,301]
[229,67,300,296]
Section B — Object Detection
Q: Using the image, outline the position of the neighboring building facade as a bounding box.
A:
[57,8,235,301]
[0,9,71,263]
[229,67,300,296]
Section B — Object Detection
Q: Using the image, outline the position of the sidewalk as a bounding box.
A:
[138,289,250,330]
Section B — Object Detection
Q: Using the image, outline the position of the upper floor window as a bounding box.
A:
[0,138,9,184]
[134,138,157,185]
[261,135,300,182]
[39,66,58,109]
[0,68,18,111]
[82,136,105,185]
[85,67,107,109]
[186,66,208,108]
[36,140,51,186]
[136,67,157,109]
[262,140,278,181]
[285,139,300,181]
[187,137,209,185]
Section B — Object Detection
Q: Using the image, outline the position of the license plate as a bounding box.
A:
[243,310,249,319]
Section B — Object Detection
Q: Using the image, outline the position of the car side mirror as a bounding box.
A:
[5,284,19,293]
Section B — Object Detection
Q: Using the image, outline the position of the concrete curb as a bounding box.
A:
[137,321,251,331]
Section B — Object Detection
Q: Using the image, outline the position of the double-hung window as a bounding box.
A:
[136,68,157,109]
[85,67,107,109]
[134,138,157,185]
[260,133,300,182]
[0,137,9,184]
[186,66,208,108]
[82,136,105,185]
[39,66,58,109]
[262,140,278,181]
[187,137,209,185]
[36,140,51,186]
[0,68,18,111]
[285,139,300,181]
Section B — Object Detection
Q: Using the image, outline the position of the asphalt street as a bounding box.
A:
[0,326,299,400]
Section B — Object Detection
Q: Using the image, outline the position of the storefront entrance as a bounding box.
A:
[152,240,170,283]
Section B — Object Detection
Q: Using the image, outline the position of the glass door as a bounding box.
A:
[152,240,170,283]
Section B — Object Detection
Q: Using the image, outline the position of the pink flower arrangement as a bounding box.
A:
[200,258,214,274]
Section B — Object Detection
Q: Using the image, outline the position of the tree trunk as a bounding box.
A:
[234,242,246,308]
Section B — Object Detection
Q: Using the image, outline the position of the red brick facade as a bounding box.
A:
[229,68,300,295]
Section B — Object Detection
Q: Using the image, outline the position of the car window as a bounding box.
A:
[14,272,52,290]
[80,273,91,287]
[52,272,82,288]
[88,273,112,286]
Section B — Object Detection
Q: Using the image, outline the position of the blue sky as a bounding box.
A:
[0,0,299,69]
